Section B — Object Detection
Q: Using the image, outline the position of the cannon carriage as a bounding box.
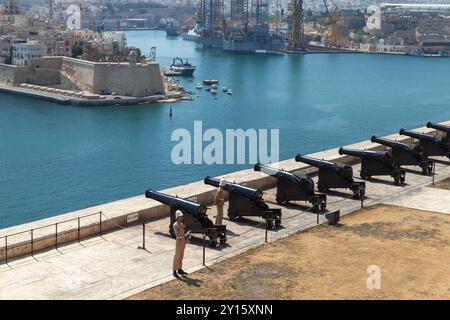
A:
[204,176,282,229]
[295,154,366,199]
[145,189,227,247]
[371,136,433,175]
[339,147,406,185]
[254,163,327,212]
[399,128,450,160]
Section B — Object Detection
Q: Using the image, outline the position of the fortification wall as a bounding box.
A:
[1,57,165,96]
[92,62,165,96]
[0,58,63,86]
[0,64,17,84]
[60,57,95,92]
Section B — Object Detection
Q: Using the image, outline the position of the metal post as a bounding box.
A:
[99,212,102,236]
[202,234,206,266]
[265,219,269,243]
[142,221,146,250]
[361,190,364,209]
[5,236,7,265]
[55,223,58,249]
[317,211,320,224]
[77,217,80,243]
[432,161,436,184]
[31,229,34,257]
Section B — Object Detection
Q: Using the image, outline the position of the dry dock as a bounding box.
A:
[1,122,450,299]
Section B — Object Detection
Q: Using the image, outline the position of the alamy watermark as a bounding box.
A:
[171,121,279,165]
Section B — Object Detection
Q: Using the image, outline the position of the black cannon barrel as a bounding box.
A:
[204,176,263,200]
[339,147,385,160]
[254,163,307,185]
[295,154,337,168]
[427,122,450,134]
[370,136,407,149]
[254,163,287,178]
[145,189,207,216]
[399,128,439,143]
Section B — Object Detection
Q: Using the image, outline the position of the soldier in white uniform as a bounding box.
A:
[172,210,189,277]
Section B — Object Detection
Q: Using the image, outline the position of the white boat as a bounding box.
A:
[196,83,203,90]
[227,89,233,95]
[211,84,218,90]
[181,22,202,41]
[222,87,228,92]
[211,89,218,95]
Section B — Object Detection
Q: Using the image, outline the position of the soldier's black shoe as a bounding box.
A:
[178,269,188,275]
[173,271,180,278]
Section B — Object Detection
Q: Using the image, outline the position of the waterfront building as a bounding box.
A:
[12,40,43,66]
[103,31,127,52]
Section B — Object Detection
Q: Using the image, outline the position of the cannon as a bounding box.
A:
[145,189,227,247]
[338,147,406,186]
[254,163,327,212]
[370,136,433,175]
[204,176,282,229]
[427,122,450,139]
[400,128,450,160]
[294,155,366,199]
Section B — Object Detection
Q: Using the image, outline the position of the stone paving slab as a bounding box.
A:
[1,157,450,300]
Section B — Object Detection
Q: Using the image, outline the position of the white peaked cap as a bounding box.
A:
[175,210,184,219]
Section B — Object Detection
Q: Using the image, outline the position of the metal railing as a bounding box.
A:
[1,211,102,265]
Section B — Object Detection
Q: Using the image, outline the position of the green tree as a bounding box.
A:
[71,44,84,58]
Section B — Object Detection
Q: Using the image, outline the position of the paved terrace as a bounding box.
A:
[1,123,450,299]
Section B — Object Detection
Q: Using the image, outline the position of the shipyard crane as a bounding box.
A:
[323,0,342,47]
[201,0,224,34]
[287,0,305,51]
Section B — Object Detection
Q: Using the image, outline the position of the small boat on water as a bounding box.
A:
[203,79,219,85]
[205,87,211,92]
[170,57,196,76]
[211,89,218,95]
[222,87,227,92]
[196,83,203,90]
[211,84,218,90]
[227,89,233,95]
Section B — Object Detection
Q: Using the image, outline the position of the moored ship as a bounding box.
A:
[170,57,196,76]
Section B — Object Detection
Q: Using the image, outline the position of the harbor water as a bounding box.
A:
[1,30,450,228]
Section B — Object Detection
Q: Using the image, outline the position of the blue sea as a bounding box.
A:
[1,30,450,228]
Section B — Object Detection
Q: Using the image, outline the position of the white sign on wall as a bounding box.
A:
[127,213,139,224]
[66,4,81,30]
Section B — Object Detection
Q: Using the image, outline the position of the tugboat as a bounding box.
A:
[170,57,196,76]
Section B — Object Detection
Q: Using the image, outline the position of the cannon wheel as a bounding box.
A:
[394,176,400,186]
[312,203,319,213]
[275,219,282,227]
[219,233,227,245]
[276,196,287,205]
[209,239,218,248]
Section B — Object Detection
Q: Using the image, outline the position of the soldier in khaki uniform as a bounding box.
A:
[214,180,227,225]
[173,210,189,277]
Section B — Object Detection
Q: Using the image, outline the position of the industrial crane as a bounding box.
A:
[323,0,342,47]
[287,0,305,52]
